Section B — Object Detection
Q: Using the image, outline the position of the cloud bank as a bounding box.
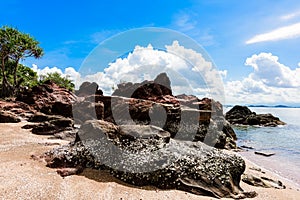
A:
[32,41,225,101]
[31,45,300,105]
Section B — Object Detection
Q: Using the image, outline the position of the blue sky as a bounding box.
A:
[2,0,300,105]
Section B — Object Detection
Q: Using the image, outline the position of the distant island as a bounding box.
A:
[224,104,300,108]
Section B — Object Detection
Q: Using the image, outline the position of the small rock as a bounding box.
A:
[240,145,254,150]
[254,151,275,157]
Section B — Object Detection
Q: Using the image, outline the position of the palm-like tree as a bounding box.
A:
[0,26,43,97]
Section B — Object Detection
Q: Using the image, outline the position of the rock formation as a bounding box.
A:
[1,73,262,198]
[225,105,285,127]
[41,73,257,198]
[0,110,21,123]
[75,81,103,97]
[242,174,285,189]
[73,73,237,150]
[0,100,35,122]
[22,112,77,140]
[45,119,252,198]
[16,80,76,118]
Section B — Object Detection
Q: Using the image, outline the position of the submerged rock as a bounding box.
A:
[254,151,275,157]
[225,105,285,126]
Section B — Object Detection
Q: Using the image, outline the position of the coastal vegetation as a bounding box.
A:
[0,26,43,97]
[39,72,75,92]
[0,26,74,98]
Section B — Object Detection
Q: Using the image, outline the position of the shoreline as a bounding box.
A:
[1,122,300,199]
[238,150,300,188]
[236,154,300,200]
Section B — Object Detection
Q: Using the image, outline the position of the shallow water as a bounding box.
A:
[225,107,300,186]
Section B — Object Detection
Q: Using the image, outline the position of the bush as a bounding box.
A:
[39,72,75,91]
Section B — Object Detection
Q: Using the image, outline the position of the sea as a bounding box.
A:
[224,107,300,186]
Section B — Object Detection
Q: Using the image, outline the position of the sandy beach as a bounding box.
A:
[0,122,299,200]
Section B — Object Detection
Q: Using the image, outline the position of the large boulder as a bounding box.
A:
[225,105,285,126]
[72,100,104,124]
[45,119,252,199]
[112,72,172,99]
[75,81,103,97]
[16,81,76,117]
[75,120,171,149]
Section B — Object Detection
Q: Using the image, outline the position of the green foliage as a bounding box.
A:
[39,72,75,91]
[16,64,38,88]
[0,25,43,97]
[0,62,38,88]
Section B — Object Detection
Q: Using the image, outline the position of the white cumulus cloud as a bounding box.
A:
[225,53,300,105]
[245,53,300,88]
[32,41,225,102]
[31,64,63,78]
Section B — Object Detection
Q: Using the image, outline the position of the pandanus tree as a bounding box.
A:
[0,26,43,97]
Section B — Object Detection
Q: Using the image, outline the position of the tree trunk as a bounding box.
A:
[1,57,13,98]
[12,58,20,96]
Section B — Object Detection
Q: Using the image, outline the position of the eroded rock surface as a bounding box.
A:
[0,110,21,123]
[16,81,76,118]
[45,119,249,198]
[242,174,285,189]
[23,112,77,140]
[0,100,35,121]
[73,73,237,150]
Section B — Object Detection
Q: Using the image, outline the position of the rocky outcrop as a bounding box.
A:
[72,100,105,124]
[73,95,236,149]
[225,105,285,127]
[0,100,35,121]
[72,73,237,150]
[44,119,252,199]
[112,72,172,99]
[16,81,76,118]
[23,112,77,140]
[22,73,258,198]
[75,81,103,97]
[0,110,21,123]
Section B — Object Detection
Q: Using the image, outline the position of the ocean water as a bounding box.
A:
[225,107,300,185]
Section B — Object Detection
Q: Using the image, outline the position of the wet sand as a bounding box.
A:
[0,122,299,199]
[238,150,300,187]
